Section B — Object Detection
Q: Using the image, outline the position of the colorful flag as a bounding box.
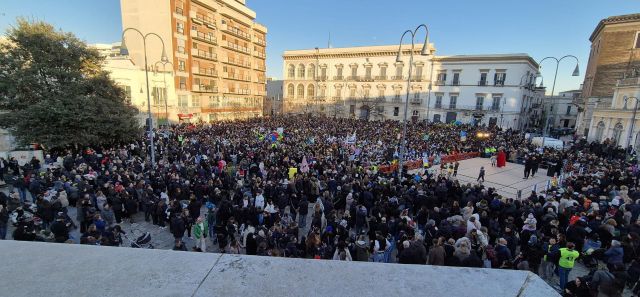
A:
[346,131,357,144]
[301,156,309,173]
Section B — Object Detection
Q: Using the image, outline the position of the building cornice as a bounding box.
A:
[282,49,436,60]
[433,55,539,68]
[589,13,640,42]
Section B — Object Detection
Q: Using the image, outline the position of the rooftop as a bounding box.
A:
[589,13,640,41]
[0,240,557,297]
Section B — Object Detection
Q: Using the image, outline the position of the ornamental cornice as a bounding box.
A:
[282,49,434,60]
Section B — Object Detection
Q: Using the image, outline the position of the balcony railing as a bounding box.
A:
[478,80,488,86]
[494,80,505,86]
[225,88,251,95]
[410,98,423,104]
[254,51,266,59]
[223,41,251,54]
[334,76,345,80]
[177,46,185,54]
[316,76,328,81]
[192,13,213,24]
[313,96,327,101]
[192,67,218,77]
[347,97,356,102]
[391,76,404,80]
[192,49,217,61]
[357,76,374,82]
[434,103,443,109]
[347,76,358,80]
[224,73,251,82]
[191,30,217,45]
[254,64,266,71]
[376,96,386,102]
[411,76,425,81]
[490,105,500,111]
[375,76,388,80]
[617,77,640,87]
[392,96,402,103]
[432,104,500,111]
[224,57,251,68]
[176,27,184,35]
[192,84,218,93]
[435,81,445,86]
[175,7,184,15]
[254,37,267,46]
[222,25,252,41]
[332,96,342,101]
[451,80,460,86]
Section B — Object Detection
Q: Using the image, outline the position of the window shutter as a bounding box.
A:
[494,73,497,82]
[502,73,506,83]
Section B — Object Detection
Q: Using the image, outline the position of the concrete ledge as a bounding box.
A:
[0,241,558,296]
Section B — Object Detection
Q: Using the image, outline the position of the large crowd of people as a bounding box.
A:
[0,116,638,296]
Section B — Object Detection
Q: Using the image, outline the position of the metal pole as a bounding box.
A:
[627,97,639,158]
[399,44,413,178]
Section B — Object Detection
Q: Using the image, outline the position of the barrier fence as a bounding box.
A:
[378,152,481,174]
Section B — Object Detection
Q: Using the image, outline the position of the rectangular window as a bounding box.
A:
[479,73,488,85]
[393,107,399,116]
[566,105,572,115]
[395,66,403,78]
[413,91,420,99]
[351,67,357,78]
[363,89,370,98]
[178,95,188,107]
[119,86,132,103]
[415,65,423,77]
[380,67,387,78]
[321,68,327,78]
[635,32,640,49]
[337,68,343,78]
[476,96,484,110]
[378,89,384,98]
[178,61,186,71]
[492,97,501,111]
[152,87,166,105]
[394,90,401,98]
[192,42,198,49]
[494,73,506,86]
[437,72,446,84]
[435,95,442,108]
[179,77,187,90]
[192,95,200,107]
[452,73,460,85]
[365,67,372,78]
[450,95,457,108]
[349,105,355,115]
[349,88,356,97]
[335,89,342,98]
[177,22,184,34]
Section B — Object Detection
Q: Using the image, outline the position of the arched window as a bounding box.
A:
[595,121,605,142]
[307,64,316,79]
[307,84,315,98]
[287,64,295,79]
[297,84,304,99]
[613,122,624,145]
[297,64,305,79]
[287,84,294,97]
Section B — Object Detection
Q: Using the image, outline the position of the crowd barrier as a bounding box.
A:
[377,152,481,174]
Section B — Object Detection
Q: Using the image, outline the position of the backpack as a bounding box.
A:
[485,245,498,262]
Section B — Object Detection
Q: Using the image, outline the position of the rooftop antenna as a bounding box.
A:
[328,30,332,48]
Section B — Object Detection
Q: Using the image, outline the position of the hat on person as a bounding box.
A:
[103,203,108,208]
[327,226,332,232]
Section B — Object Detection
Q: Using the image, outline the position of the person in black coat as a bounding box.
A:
[461,252,484,268]
[125,197,138,224]
[111,195,123,224]
[297,196,309,229]
[171,213,185,240]
[245,232,257,255]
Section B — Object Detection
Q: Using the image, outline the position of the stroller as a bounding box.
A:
[124,229,154,249]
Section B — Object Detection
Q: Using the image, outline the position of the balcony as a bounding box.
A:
[376,96,387,102]
[221,24,251,41]
[347,97,356,102]
[316,76,328,81]
[191,12,214,26]
[222,41,251,55]
[410,98,423,104]
[254,64,266,72]
[490,105,500,111]
[333,76,345,80]
[451,80,460,86]
[254,77,266,84]
[313,96,327,101]
[179,83,187,90]
[391,76,404,80]
[411,76,425,81]
[392,96,403,103]
[357,76,374,82]
[435,81,445,86]
[192,84,218,93]
[434,103,443,109]
[191,48,217,61]
[432,104,497,111]
[177,46,186,54]
[192,67,218,77]
[223,72,251,82]
[223,57,251,68]
[617,77,640,87]
[347,76,358,80]
[331,96,342,101]
[254,51,266,59]
[176,27,185,35]
[191,30,217,45]
[375,76,388,80]
[175,7,184,16]
[253,37,267,46]
[494,80,505,87]
[224,88,251,95]
[255,90,267,96]
[478,80,488,86]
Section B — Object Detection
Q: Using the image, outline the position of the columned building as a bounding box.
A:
[120,0,267,122]
[587,77,640,148]
[281,45,538,128]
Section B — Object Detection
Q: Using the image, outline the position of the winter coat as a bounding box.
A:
[354,241,370,261]
[101,208,115,226]
[604,246,624,264]
[356,207,367,227]
[428,246,446,265]
[171,217,186,238]
[495,244,512,265]
[125,198,138,215]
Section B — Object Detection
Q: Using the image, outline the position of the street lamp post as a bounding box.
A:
[625,96,640,159]
[154,60,174,135]
[395,24,430,177]
[536,55,580,150]
[500,98,506,128]
[120,28,169,165]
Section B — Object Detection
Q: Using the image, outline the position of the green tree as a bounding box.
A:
[0,17,140,149]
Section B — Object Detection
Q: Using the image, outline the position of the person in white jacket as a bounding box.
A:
[254,192,265,210]
[333,241,353,261]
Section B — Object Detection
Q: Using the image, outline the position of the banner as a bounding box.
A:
[346,132,357,144]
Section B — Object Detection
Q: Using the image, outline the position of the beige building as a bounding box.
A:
[587,77,640,147]
[120,0,267,122]
[282,45,538,127]
[577,13,640,136]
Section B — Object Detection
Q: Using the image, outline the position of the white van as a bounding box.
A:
[531,137,564,149]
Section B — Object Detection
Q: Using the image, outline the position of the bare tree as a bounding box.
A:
[352,89,385,120]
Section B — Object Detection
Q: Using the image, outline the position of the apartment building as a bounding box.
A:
[282,45,538,128]
[120,0,267,122]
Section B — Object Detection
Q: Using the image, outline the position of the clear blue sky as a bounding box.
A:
[1,0,638,94]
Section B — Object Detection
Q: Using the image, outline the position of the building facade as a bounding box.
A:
[577,13,640,135]
[120,0,267,122]
[547,90,581,130]
[281,45,539,127]
[587,77,640,148]
[264,79,283,116]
